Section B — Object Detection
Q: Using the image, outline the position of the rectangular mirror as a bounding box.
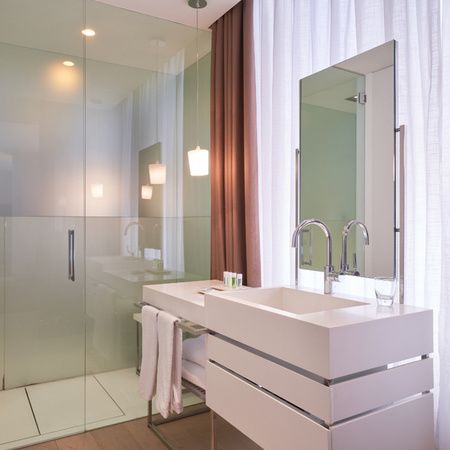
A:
[299,41,397,279]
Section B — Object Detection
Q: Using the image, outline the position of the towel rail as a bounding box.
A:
[137,300,213,449]
[136,301,208,337]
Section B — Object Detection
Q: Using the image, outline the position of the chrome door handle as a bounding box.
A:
[68,229,75,281]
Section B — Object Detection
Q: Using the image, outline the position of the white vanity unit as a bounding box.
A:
[142,281,434,450]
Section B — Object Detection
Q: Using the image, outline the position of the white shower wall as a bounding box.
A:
[4,218,85,389]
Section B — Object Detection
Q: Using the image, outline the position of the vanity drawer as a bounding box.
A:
[208,334,332,422]
[208,335,434,424]
[330,393,435,450]
[206,361,435,450]
[206,361,331,450]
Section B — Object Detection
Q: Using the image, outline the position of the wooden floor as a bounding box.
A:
[21,413,261,450]
[21,415,206,450]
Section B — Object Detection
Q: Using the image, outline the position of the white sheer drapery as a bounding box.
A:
[254,0,447,447]
[438,0,450,447]
[120,52,185,272]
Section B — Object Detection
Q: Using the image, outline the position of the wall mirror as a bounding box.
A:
[298,40,399,280]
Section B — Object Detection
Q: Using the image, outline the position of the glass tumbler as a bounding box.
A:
[374,277,396,307]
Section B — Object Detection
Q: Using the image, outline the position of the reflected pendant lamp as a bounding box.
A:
[188,0,209,177]
[141,185,153,199]
[149,161,167,185]
[91,183,103,198]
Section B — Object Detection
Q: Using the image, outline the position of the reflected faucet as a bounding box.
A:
[124,221,144,257]
[291,219,339,294]
[340,220,370,275]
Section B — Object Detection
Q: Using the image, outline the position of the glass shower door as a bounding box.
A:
[0,0,87,446]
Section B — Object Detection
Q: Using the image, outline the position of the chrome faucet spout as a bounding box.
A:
[291,219,337,294]
[340,220,370,275]
[124,221,144,236]
[124,221,144,257]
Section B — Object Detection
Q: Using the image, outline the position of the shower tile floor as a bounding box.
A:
[0,367,200,450]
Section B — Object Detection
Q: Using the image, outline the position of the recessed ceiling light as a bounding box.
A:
[82,28,96,37]
[149,38,166,48]
[62,61,75,67]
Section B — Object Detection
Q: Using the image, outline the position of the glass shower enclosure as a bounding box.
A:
[0,0,211,447]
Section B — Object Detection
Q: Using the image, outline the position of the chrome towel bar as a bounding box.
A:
[136,301,208,337]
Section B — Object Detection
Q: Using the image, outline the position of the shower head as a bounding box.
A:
[188,0,207,8]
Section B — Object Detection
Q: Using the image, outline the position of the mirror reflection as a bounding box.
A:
[299,41,396,278]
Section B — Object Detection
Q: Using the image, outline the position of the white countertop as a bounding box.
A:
[141,280,433,379]
[142,280,430,329]
[207,285,430,329]
[142,279,222,326]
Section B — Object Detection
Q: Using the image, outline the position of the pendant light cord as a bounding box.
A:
[156,39,159,145]
[196,4,199,147]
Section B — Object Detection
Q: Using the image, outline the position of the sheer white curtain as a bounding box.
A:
[254,0,448,447]
[119,53,185,272]
[253,0,294,287]
[438,1,450,447]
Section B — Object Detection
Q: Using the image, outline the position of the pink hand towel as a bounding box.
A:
[139,305,159,401]
[156,311,183,418]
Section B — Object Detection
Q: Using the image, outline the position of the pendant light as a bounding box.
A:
[188,0,209,177]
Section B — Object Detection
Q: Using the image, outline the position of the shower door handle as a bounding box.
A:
[68,229,75,282]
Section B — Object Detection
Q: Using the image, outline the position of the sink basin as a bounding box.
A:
[88,256,173,282]
[220,287,363,316]
[205,287,431,380]
[89,256,161,272]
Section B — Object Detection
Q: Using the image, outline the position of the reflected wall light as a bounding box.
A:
[141,185,153,200]
[188,0,209,177]
[91,183,103,198]
[149,161,166,185]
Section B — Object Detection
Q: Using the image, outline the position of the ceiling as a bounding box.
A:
[0,0,211,73]
[0,0,215,109]
[301,42,395,114]
[96,0,241,30]
[335,41,394,75]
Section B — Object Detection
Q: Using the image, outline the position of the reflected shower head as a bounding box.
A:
[188,0,207,8]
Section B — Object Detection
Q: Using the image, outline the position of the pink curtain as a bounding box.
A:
[210,0,261,287]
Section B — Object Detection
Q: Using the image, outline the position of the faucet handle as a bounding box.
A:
[330,271,340,282]
[352,253,361,276]
[324,265,340,294]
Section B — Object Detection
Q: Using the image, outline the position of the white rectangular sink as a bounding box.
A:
[205,287,433,380]
[220,287,363,316]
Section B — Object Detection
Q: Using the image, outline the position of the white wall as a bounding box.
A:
[0,43,84,217]
[4,217,85,389]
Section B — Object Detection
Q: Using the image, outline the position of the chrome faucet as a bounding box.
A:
[340,220,370,275]
[291,219,339,294]
[124,221,144,257]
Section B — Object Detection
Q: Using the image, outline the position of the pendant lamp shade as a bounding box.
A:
[141,185,153,199]
[188,145,209,176]
[148,162,166,185]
